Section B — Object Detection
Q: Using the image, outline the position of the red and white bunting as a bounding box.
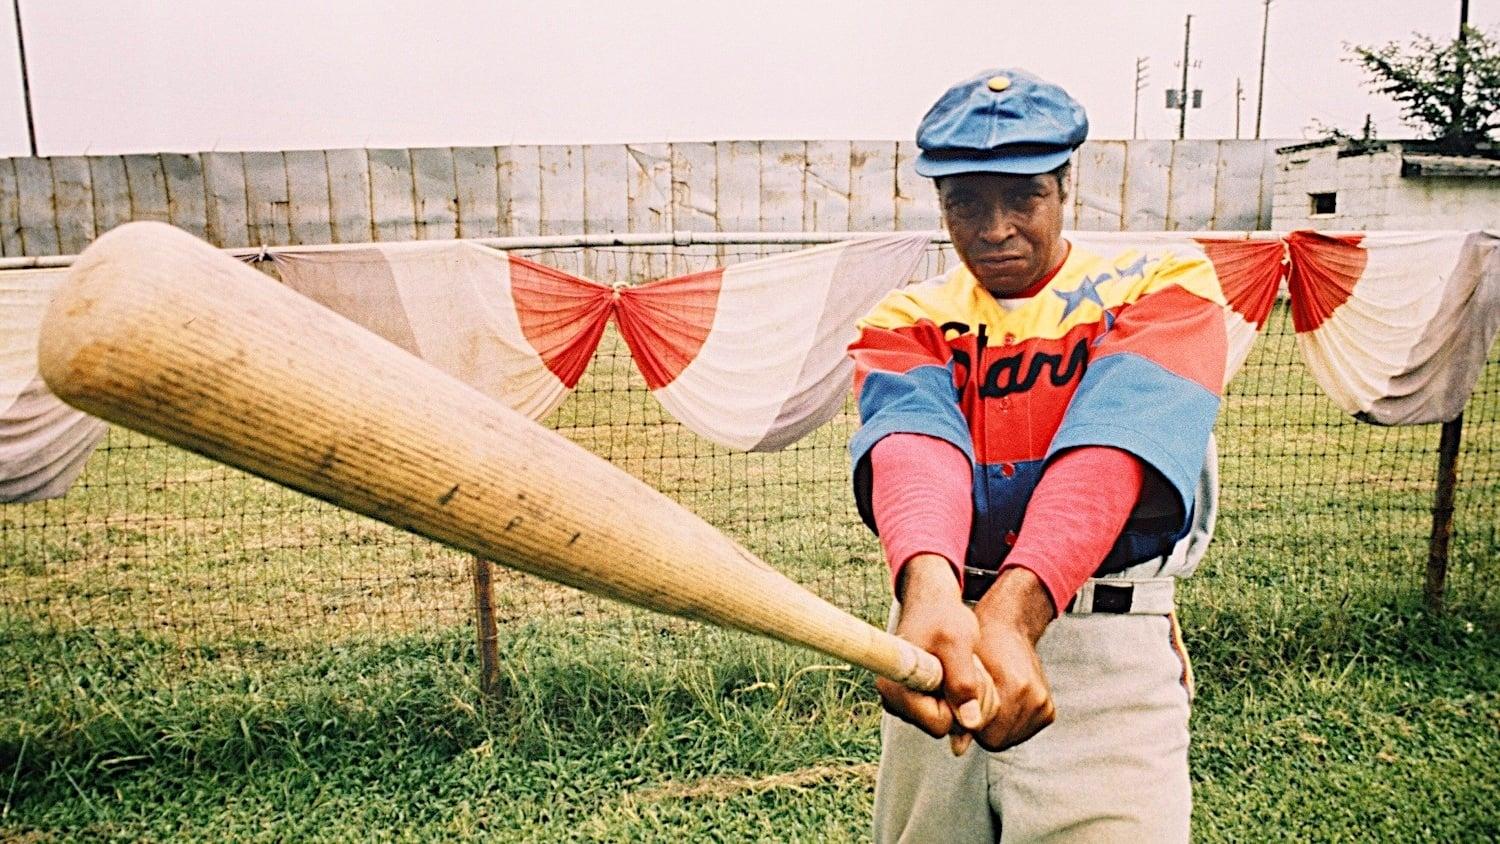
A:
[1,269,107,502]
[616,234,930,451]
[272,242,613,421]
[1288,230,1500,425]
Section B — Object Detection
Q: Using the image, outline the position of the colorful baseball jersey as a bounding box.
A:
[849,243,1228,578]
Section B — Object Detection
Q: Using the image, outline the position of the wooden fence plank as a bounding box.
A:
[715,141,759,231]
[1213,141,1269,230]
[367,148,417,242]
[759,140,804,233]
[123,154,171,226]
[714,141,760,263]
[50,156,96,253]
[201,152,250,248]
[241,150,290,246]
[0,160,18,256]
[670,142,716,275]
[582,144,627,282]
[452,146,500,239]
[160,153,207,240]
[894,140,939,232]
[804,140,850,231]
[411,146,458,240]
[1257,142,1280,229]
[13,157,57,255]
[849,141,896,232]
[539,144,584,274]
[284,150,333,245]
[497,145,541,237]
[626,143,671,283]
[1121,140,1173,232]
[1074,141,1127,231]
[1165,141,1218,230]
[325,148,372,243]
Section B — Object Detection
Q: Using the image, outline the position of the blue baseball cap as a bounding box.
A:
[915,68,1089,178]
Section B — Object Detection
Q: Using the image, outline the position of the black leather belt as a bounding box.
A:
[963,565,1137,613]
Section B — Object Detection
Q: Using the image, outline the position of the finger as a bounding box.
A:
[877,679,955,739]
[950,730,973,757]
[935,644,986,731]
[977,689,1055,752]
[969,654,1001,726]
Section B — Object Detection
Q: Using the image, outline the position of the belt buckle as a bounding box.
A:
[961,565,998,603]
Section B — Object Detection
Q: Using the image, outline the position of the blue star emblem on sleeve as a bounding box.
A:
[1054,272,1110,322]
[1115,254,1150,280]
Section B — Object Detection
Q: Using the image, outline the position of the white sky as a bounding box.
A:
[0,0,1492,156]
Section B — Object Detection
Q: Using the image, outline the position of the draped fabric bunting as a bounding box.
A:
[1068,232,1286,386]
[271,242,613,421]
[7,229,1497,505]
[1288,230,1500,425]
[0,269,108,502]
[615,234,930,451]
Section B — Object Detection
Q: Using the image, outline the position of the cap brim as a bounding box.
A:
[914,147,1074,178]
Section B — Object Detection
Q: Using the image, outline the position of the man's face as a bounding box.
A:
[938,171,1066,297]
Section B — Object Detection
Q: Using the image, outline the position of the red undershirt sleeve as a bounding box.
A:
[869,433,973,594]
[1000,446,1146,616]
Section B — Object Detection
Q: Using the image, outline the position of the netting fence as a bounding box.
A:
[1,241,1496,681]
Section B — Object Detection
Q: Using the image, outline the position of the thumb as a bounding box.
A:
[940,649,987,731]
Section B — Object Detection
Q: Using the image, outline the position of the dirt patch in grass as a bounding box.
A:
[632,762,878,802]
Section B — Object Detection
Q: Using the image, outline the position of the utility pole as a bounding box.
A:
[1133,56,1149,139]
[11,0,34,157]
[1255,0,1272,139]
[1179,14,1192,140]
[1453,0,1470,144]
[1235,77,1244,139]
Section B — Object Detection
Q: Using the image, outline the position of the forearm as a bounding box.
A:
[870,433,973,592]
[999,446,1146,615]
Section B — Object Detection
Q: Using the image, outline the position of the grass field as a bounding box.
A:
[2,302,1497,841]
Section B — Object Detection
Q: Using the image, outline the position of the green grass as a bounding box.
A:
[1,303,1497,840]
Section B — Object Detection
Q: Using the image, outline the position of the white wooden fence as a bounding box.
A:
[0,139,1280,265]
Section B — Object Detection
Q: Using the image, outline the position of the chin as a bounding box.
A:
[977,273,1032,297]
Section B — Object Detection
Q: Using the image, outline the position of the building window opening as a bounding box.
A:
[1309,192,1337,216]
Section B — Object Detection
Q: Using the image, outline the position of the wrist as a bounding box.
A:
[895,553,962,607]
[974,567,1054,643]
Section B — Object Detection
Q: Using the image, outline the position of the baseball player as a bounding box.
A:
[848,68,1226,842]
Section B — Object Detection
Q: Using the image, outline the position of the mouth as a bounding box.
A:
[973,255,1026,269]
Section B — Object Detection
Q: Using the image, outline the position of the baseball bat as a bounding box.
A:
[37,222,943,692]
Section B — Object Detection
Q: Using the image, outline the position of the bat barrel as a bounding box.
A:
[38,222,941,693]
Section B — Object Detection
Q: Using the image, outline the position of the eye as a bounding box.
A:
[944,196,983,217]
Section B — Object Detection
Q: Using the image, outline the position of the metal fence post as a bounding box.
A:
[1425,414,1464,613]
[471,556,502,700]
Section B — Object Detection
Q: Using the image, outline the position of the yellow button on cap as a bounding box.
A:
[986,75,1011,92]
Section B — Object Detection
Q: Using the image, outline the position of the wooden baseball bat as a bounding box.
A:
[37,222,942,692]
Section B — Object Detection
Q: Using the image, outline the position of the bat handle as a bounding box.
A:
[890,644,1003,724]
[890,638,944,692]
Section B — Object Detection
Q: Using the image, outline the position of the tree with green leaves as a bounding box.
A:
[1349,24,1500,149]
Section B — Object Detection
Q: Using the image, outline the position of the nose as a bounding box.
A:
[977,205,1017,245]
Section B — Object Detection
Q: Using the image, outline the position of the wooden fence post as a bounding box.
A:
[471,556,502,700]
[1425,414,1464,613]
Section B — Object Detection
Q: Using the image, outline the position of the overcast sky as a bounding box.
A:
[0,0,1492,156]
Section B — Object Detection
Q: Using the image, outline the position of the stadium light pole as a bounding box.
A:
[11,0,35,156]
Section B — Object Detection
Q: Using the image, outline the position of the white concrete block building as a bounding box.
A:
[1272,139,1500,231]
